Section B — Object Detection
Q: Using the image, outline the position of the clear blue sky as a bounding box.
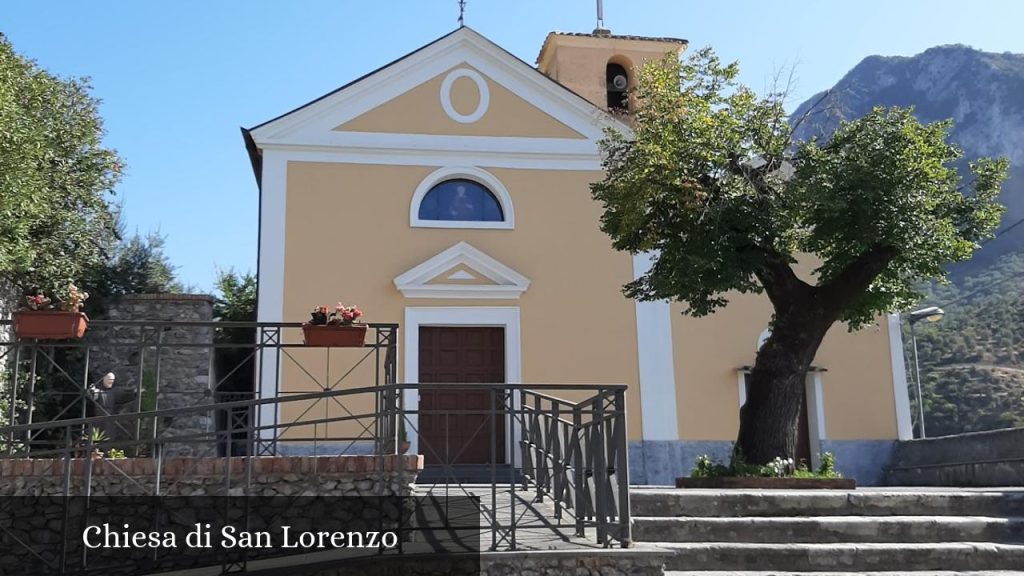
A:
[4,1,1023,292]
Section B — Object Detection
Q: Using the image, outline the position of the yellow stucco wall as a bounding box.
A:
[279,162,644,440]
[538,34,686,111]
[670,289,898,442]
[335,65,585,138]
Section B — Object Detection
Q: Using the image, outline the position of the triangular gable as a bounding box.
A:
[247,27,628,152]
[394,242,530,299]
[427,264,494,285]
[334,64,586,139]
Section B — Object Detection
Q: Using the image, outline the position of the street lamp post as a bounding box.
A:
[907,306,945,438]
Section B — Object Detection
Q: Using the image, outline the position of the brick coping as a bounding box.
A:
[0,455,424,477]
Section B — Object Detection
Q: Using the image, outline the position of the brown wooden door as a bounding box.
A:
[418,327,505,465]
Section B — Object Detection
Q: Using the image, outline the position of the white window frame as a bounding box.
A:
[409,166,515,229]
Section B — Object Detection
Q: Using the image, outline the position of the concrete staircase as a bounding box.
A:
[630,488,1024,574]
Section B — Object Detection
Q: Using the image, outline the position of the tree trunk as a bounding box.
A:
[736,307,831,465]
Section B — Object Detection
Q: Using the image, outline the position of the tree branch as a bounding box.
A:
[755,251,813,311]
[819,243,898,311]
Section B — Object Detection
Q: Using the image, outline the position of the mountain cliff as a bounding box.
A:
[789,45,1024,437]
[790,45,1024,275]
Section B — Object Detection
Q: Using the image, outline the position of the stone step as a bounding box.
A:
[665,572,1024,575]
[663,565,1024,569]
[659,542,1024,572]
[630,489,1024,518]
[633,515,1024,543]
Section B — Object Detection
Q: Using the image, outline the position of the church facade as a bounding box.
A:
[242,27,913,485]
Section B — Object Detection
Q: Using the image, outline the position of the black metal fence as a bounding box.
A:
[0,320,631,572]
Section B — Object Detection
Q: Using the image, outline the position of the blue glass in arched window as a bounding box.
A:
[417,179,504,222]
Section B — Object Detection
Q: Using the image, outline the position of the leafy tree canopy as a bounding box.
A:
[0,33,121,296]
[592,48,1007,329]
[592,48,1007,464]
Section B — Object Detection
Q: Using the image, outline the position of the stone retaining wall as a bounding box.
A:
[0,454,423,496]
[886,427,1024,486]
[0,455,425,575]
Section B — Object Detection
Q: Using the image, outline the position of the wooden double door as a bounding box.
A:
[418,327,506,465]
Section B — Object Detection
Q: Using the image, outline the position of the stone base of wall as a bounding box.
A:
[292,547,670,576]
[629,439,895,486]
[0,455,423,496]
[886,427,1024,486]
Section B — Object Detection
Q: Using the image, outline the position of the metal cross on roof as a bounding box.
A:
[458,0,466,27]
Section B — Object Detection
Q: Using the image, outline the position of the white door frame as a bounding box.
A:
[403,306,522,466]
[737,367,827,470]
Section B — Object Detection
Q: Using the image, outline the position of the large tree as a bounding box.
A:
[591,48,1007,465]
[0,33,121,297]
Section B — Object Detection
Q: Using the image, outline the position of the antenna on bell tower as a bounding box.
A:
[594,0,610,35]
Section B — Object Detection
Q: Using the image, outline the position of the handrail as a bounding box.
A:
[0,382,627,436]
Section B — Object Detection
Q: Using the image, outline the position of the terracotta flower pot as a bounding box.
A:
[302,323,368,347]
[13,311,89,340]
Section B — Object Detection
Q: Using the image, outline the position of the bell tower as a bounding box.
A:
[536,22,687,114]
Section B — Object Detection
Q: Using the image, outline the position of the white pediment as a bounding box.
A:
[246,27,629,155]
[393,242,530,299]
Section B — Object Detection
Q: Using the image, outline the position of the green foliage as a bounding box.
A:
[213,269,257,344]
[0,34,122,295]
[691,451,841,479]
[906,251,1024,436]
[817,451,838,477]
[83,209,182,317]
[590,47,1007,329]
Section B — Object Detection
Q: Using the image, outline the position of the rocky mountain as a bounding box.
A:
[790,45,1024,276]
[788,45,1024,437]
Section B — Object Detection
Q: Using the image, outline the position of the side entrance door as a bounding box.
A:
[418,327,506,466]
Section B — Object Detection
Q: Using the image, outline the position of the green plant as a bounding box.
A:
[690,450,842,479]
[817,451,840,478]
[691,454,728,478]
[106,448,126,460]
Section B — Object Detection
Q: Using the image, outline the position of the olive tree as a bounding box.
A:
[590,48,1007,464]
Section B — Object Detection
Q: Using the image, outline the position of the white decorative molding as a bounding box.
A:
[440,68,490,124]
[887,313,914,440]
[446,270,476,280]
[409,166,514,230]
[632,251,679,441]
[402,306,522,464]
[394,242,530,299]
[737,368,749,407]
[248,27,631,158]
[806,371,827,470]
[261,146,602,172]
[255,151,288,440]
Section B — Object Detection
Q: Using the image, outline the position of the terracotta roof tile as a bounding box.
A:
[537,30,688,64]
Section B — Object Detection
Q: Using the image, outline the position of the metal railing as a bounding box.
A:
[0,320,631,572]
[519,387,631,546]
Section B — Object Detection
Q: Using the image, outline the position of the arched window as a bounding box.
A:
[410,167,515,229]
[418,179,503,222]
